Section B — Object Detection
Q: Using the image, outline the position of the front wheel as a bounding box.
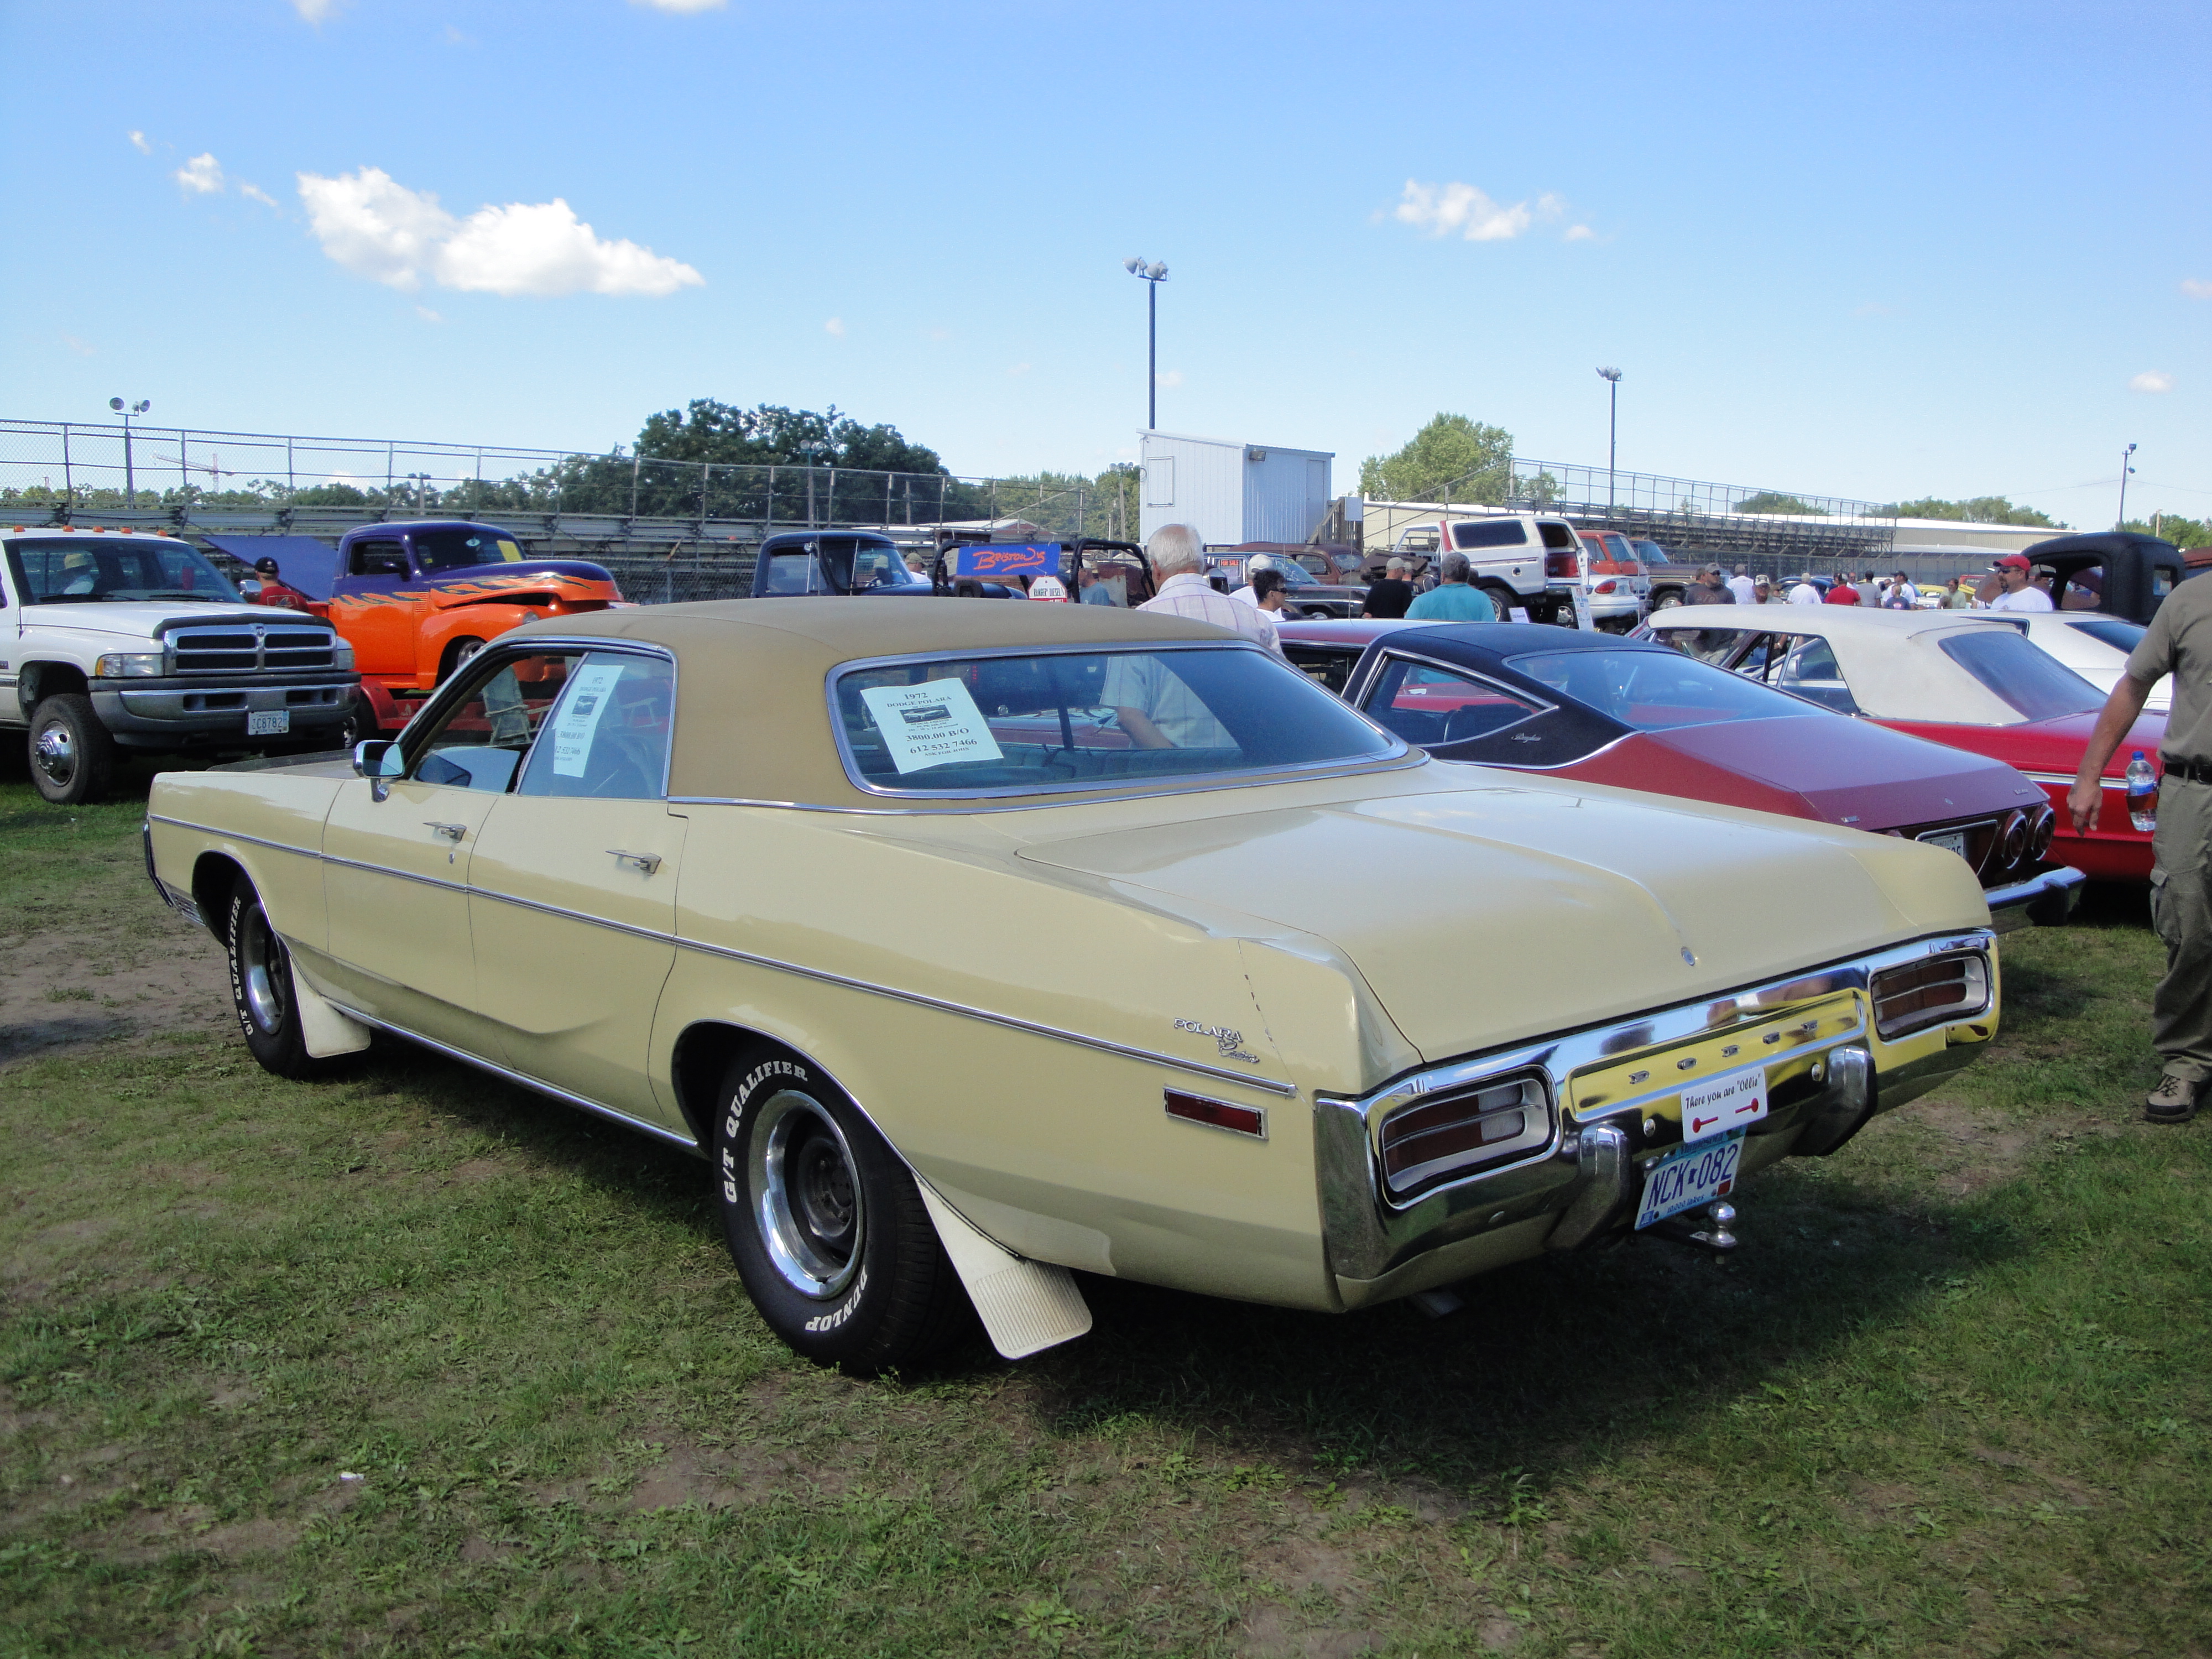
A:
[1650,589,1683,611]
[28,693,116,806]
[713,1051,968,1373]
[225,880,345,1081]
[437,637,487,682]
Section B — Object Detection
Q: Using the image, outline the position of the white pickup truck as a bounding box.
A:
[2,525,357,804]
[1388,511,1587,624]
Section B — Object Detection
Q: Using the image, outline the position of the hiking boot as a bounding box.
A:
[2146,1075,2200,1125]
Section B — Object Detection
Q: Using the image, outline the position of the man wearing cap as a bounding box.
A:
[1884,570,1919,609]
[2069,567,2212,1123]
[1683,566,1735,605]
[1750,575,1774,604]
[1982,554,2052,612]
[249,556,310,611]
[1361,557,1416,620]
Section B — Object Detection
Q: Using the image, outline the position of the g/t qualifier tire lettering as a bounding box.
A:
[709,1048,970,1374]
[224,879,348,1082]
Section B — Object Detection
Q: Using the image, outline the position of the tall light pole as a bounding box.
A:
[1595,368,1623,513]
[404,472,432,511]
[2117,442,2138,529]
[108,396,150,507]
[1123,257,1169,430]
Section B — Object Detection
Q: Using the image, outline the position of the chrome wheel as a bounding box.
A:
[238,902,291,1035]
[749,1089,864,1298]
[32,722,75,788]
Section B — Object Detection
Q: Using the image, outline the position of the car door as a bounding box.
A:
[466,646,685,1126]
[316,648,565,1051]
[335,536,417,679]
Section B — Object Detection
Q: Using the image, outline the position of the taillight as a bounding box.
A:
[1544,550,1578,580]
[1999,810,2030,870]
[1869,951,1990,1040]
[1377,1072,1552,1199]
[1595,579,1616,594]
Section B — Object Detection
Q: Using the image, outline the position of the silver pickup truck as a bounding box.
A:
[2,526,357,804]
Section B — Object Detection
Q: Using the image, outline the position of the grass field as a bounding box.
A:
[1,772,2207,1658]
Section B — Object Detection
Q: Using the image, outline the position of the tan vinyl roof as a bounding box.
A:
[503,597,1251,807]
[1645,607,2029,724]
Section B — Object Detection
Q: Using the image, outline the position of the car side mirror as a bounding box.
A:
[353,739,403,800]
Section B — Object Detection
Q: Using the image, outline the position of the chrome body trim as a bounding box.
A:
[326,998,703,1154]
[1312,930,1996,1280]
[147,814,320,860]
[824,638,1413,803]
[2023,770,2127,791]
[150,812,1293,1097]
[1983,864,2087,933]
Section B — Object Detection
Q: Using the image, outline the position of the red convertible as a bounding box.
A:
[1277,618,2083,930]
[1637,607,2164,883]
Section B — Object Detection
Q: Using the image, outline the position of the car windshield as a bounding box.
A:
[6,538,241,603]
[1508,647,1835,731]
[2064,617,2146,653]
[1633,541,1671,565]
[832,646,1403,796]
[851,547,928,588]
[1938,630,2105,721]
[414,528,525,571]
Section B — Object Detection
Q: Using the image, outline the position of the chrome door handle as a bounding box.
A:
[607,849,662,875]
[424,821,467,843]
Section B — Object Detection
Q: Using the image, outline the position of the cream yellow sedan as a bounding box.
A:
[147,600,2001,1370]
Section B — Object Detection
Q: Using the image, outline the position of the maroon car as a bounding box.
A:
[1277,618,2083,931]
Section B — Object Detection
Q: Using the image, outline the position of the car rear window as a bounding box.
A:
[1509,648,1835,732]
[831,646,1403,797]
[1453,520,1527,550]
[2064,617,2146,653]
[1938,630,2105,721]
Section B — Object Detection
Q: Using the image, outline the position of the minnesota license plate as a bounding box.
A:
[1921,829,1966,859]
[246,709,290,737]
[1635,1130,1744,1230]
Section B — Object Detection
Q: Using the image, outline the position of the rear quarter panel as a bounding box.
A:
[147,766,348,951]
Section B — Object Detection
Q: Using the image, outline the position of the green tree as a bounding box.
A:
[635,399,946,474]
[1359,414,1515,503]
[2124,514,2211,549]
[1882,495,2062,528]
[1734,491,1825,517]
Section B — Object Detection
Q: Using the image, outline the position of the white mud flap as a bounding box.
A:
[917,1185,1092,1360]
[292,968,373,1058]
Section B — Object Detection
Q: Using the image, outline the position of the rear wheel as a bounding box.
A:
[338,688,379,750]
[713,1050,968,1373]
[224,879,344,1080]
[1650,589,1683,611]
[28,693,115,806]
[1480,584,1520,622]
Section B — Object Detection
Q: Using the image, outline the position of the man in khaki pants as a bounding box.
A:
[2069,571,2212,1123]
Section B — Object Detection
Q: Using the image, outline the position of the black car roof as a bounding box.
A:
[1370,622,1672,661]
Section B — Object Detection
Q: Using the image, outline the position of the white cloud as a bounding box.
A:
[415,306,443,324]
[240,182,279,208]
[823,316,846,337]
[1852,301,1892,317]
[1563,224,1595,242]
[631,0,727,11]
[128,130,150,155]
[2184,278,2212,300]
[62,333,95,357]
[176,153,225,194]
[291,0,341,22]
[1009,362,1033,377]
[1392,179,1534,242]
[2130,370,2175,393]
[295,166,702,298]
[926,325,952,341]
[1154,368,1183,388]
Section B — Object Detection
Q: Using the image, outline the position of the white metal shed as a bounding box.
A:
[1138,430,1333,548]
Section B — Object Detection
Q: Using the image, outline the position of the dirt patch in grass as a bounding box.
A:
[0,907,227,1067]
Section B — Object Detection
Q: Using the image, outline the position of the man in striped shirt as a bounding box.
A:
[1106,524,1281,750]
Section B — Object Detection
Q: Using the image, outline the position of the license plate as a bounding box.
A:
[246,710,290,737]
[1679,1064,1768,1144]
[1636,1130,1744,1229]
[1921,829,1966,859]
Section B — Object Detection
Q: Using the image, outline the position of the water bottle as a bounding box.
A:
[2126,752,2158,833]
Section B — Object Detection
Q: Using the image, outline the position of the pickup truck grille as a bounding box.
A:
[169,624,337,674]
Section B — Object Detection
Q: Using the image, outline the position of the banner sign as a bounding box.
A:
[947,543,1061,579]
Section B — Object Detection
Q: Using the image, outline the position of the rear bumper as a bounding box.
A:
[1984,864,2086,933]
[1315,930,1998,1305]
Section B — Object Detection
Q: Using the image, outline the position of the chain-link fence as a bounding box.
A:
[0,419,1142,542]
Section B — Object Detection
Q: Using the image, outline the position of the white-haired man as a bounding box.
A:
[1106,523,1278,749]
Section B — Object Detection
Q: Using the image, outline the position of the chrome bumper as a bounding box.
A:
[1984,864,2085,934]
[1314,931,1997,1300]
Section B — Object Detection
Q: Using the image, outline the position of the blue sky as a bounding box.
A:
[4,0,2208,527]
